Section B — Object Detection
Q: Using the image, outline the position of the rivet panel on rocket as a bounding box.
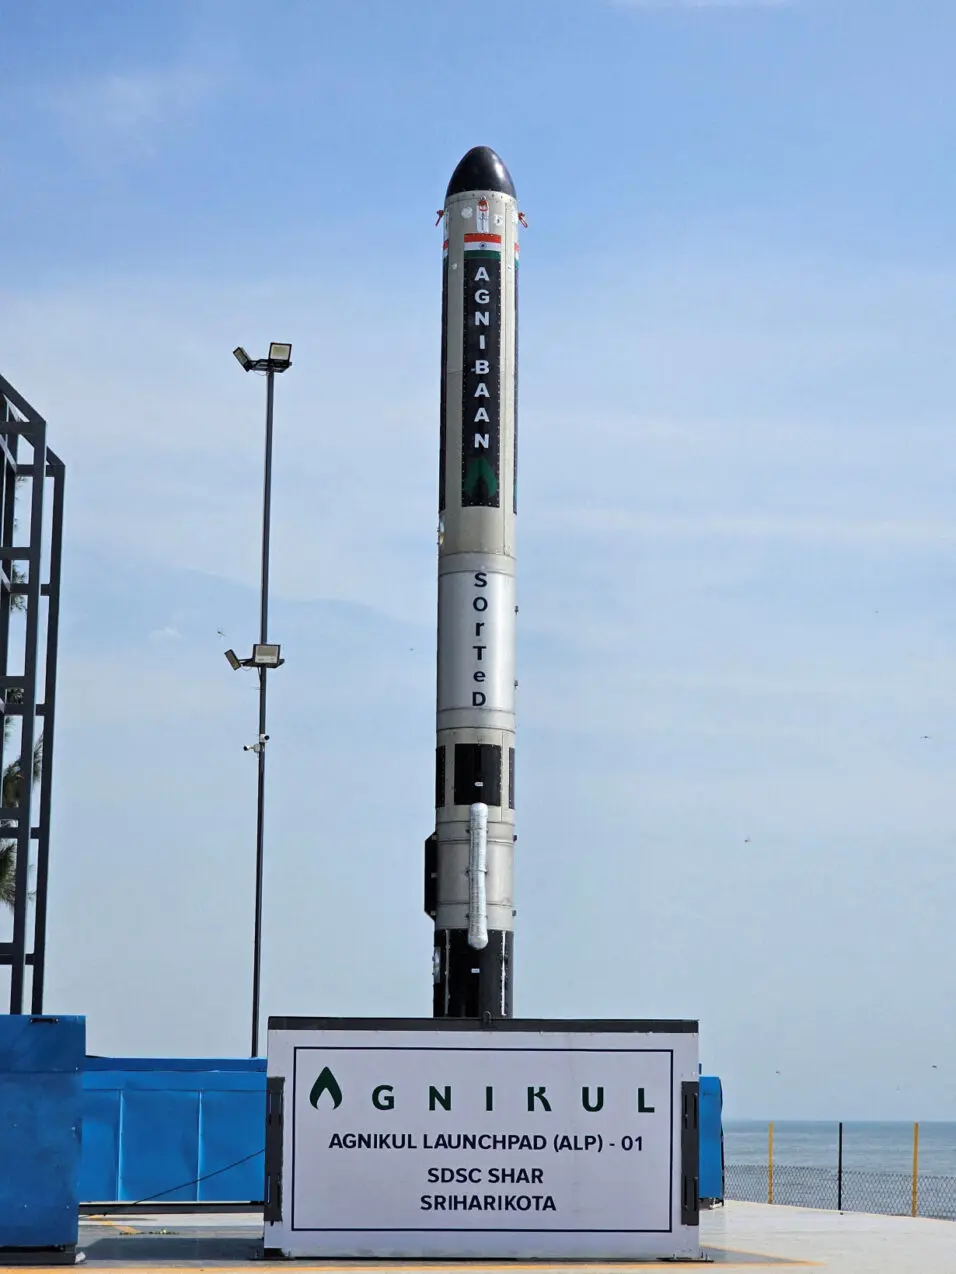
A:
[425,146,519,1019]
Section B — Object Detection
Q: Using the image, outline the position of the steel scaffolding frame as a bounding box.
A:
[0,371,65,1013]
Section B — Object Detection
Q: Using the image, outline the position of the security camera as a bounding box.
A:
[260,734,270,743]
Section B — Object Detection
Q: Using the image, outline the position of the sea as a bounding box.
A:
[724,1121,956,1176]
[723,1121,956,1219]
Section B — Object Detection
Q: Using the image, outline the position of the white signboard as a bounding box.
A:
[265,1021,699,1260]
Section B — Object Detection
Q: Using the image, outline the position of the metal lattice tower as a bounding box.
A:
[0,372,64,1013]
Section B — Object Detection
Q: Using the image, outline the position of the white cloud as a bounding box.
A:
[147,625,183,644]
[548,510,956,547]
[46,65,219,161]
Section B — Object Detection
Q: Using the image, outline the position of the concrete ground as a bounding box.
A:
[704,1201,956,1272]
[2,1201,953,1271]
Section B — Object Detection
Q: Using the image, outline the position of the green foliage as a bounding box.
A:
[0,841,14,907]
[0,730,42,910]
[10,566,25,612]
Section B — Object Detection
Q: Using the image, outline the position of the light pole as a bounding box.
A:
[228,341,292,1057]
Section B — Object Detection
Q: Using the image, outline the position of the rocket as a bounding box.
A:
[425,147,519,1019]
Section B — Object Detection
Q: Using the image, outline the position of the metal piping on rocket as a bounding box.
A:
[467,803,489,950]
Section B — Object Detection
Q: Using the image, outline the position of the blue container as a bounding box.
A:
[699,1074,724,1203]
[81,1058,266,1203]
[0,1015,85,1256]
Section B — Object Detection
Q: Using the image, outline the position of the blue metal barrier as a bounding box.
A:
[81,1057,266,1204]
[0,1015,85,1259]
[80,1058,717,1208]
[699,1074,724,1204]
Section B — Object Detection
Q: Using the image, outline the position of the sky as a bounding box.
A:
[0,0,954,1122]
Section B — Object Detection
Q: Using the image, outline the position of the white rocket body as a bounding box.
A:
[427,147,518,1019]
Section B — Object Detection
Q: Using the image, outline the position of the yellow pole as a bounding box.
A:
[911,1122,919,1217]
[768,1122,774,1204]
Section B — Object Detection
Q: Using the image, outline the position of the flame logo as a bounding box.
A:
[463,457,498,500]
[309,1066,343,1110]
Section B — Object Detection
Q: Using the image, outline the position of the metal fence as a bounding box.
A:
[724,1123,956,1221]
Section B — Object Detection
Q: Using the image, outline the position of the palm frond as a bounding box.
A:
[0,729,43,909]
[0,841,35,910]
[4,688,23,745]
[1,734,43,806]
[9,566,26,612]
[0,841,15,908]
[2,759,19,809]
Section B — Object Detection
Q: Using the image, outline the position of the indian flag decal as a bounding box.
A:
[463,232,502,258]
[442,239,449,258]
[514,241,519,268]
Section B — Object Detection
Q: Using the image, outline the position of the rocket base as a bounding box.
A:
[433,929,513,1019]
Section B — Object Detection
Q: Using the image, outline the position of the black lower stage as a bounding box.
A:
[433,929,513,1019]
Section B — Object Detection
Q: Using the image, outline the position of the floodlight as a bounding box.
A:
[268,342,292,368]
[224,648,243,670]
[233,346,252,371]
[251,643,283,668]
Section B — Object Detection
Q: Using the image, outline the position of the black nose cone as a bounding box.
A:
[446,146,516,200]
